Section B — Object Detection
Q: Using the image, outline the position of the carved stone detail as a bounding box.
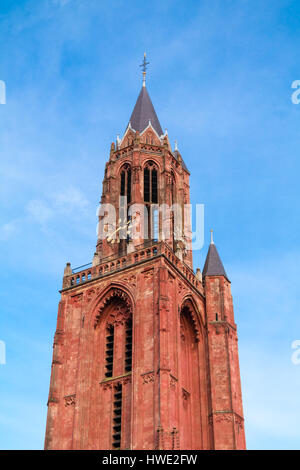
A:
[211,321,230,336]
[70,294,82,306]
[121,274,137,288]
[133,166,141,183]
[122,376,132,386]
[100,375,132,390]
[94,288,132,327]
[180,298,200,342]
[64,394,76,406]
[141,371,154,384]
[143,268,154,280]
[215,413,233,424]
[101,382,113,391]
[86,288,97,303]
[107,305,131,326]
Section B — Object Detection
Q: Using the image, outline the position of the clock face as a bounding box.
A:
[106,216,137,244]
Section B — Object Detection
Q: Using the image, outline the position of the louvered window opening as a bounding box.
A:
[105,325,114,378]
[112,384,122,449]
[125,319,132,373]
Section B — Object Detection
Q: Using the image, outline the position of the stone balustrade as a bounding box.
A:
[63,241,203,294]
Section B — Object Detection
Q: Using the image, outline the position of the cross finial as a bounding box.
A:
[210,229,214,244]
[140,52,149,87]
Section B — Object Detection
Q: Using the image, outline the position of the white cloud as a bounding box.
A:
[51,186,89,214]
[26,187,90,227]
[26,199,54,224]
[0,222,17,241]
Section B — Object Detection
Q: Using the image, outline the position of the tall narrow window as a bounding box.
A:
[124,319,132,373]
[120,165,132,252]
[152,168,158,203]
[112,384,122,449]
[120,164,131,204]
[127,168,131,204]
[171,172,176,247]
[120,171,125,197]
[144,167,150,202]
[143,161,158,203]
[152,207,159,241]
[144,162,159,240]
[105,325,114,378]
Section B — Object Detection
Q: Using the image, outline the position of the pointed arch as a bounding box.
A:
[143,160,158,204]
[179,295,205,450]
[90,285,134,449]
[94,286,133,328]
[180,296,204,342]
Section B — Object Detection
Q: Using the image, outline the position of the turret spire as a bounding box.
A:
[202,232,228,280]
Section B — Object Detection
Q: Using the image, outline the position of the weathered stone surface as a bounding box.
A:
[44,84,246,450]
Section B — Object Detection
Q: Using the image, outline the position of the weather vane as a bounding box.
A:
[140,52,149,87]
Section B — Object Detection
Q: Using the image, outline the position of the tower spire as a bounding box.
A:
[210,228,214,244]
[140,52,149,87]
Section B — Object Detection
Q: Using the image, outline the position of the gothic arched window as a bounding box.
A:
[171,171,176,246]
[143,161,159,241]
[120,164,132,251]
[144,161,158,204]
[103,298,132,379]
[120,164,131,204]
[95,289,133,450]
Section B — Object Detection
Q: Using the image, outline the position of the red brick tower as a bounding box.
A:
[44,61,246,450]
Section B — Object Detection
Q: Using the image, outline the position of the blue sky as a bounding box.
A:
[0,0,300,450]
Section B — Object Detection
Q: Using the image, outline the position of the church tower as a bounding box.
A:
[44,57,246,450]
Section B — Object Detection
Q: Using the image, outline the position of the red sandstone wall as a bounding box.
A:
[45,255,219,449]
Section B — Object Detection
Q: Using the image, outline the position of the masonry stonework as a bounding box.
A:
[44,77,246,450]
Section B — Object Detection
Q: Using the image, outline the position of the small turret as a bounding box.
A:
[196,268,202,282]
[63,262,72,277]
[62,262,72,288]
[92,252,100,267]
[202,230,228,280]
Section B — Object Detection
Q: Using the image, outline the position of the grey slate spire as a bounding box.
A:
[202,231,228,279]
[128,86,163,136]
